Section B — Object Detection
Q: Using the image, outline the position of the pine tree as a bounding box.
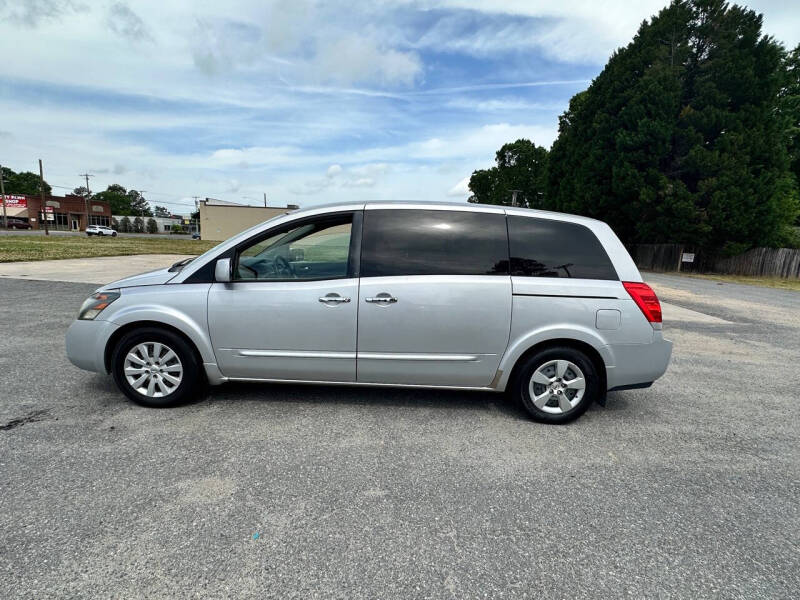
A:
[546,0,798,251]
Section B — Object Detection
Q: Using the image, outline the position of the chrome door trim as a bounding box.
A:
[358,352,483,362]
[236,349,357,359]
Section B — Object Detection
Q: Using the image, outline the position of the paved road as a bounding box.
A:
[0,229,189,239]
[1,275,798,598]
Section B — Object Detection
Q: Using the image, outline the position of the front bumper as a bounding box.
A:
[605,334,673,391]
[65,319,120,374]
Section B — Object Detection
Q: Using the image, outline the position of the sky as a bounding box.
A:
[0,0,798,214]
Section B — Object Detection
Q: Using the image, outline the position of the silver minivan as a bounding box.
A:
[66,202,671,423]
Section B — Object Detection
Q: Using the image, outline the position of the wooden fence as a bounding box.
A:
[629,244,800,279]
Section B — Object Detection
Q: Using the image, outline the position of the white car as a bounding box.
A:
[86,225,117,237]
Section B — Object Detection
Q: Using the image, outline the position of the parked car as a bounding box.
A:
[66,202,671,423]
[86,225,117,237]
[191,232,201,239]
[4,218,32,230]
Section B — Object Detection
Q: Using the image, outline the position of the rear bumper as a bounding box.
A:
[65,319,119,374]
[605,334,672,391]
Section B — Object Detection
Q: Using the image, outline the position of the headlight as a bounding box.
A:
[78,290,120,320]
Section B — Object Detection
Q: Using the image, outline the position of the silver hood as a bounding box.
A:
[98,267,177,291]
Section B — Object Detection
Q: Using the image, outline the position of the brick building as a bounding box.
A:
[2,194,112,231]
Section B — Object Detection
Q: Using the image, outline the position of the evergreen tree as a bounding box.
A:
[132,216,145,233]
[119,216,132,233]
[146,217,158,234]
[781,44,800,221]
[468,139,549,207]
[546,0,799,252]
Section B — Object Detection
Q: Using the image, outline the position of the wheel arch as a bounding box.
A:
[500,337,608,395]
[104,320,205,374]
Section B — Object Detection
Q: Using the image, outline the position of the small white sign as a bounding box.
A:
[681,253,695,263]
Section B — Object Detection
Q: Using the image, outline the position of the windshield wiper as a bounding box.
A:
[168,257,195,272]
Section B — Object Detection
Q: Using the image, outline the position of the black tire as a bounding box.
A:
[111,327,203,408]
[513,346,600,424]
[112,232,117,237]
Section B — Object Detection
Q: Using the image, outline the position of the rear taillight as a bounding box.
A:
[623,281,662,324]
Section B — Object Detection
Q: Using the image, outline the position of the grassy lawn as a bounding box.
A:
[0,235,219,263]
[668,271,800,291]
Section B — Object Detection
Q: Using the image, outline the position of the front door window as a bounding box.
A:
[235,215,353,281]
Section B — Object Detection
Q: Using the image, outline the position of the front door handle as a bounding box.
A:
[365,294,397,304]
[319,294,350,304]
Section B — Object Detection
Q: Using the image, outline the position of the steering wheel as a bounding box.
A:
[273,255,295,278]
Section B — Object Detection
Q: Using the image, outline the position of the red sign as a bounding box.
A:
[3,195,27,208]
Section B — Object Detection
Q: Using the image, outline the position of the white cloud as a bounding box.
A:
[107,3,151,42]
[326,164,343,178]
[313,35,422,87]
[447,176,471,197]
[342,177,375,188]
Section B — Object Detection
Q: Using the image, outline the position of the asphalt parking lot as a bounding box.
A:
[1,274,798,599]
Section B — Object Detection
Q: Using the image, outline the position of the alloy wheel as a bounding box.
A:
[123,342,183,398]
[528,359,586,415]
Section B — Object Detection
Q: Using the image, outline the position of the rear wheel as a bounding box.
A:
[514,346,599,424]
[111,327,203,408]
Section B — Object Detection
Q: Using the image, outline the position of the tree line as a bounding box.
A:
[469,0,800,254]
[0,167,191,227]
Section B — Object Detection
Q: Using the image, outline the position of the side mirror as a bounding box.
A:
[215,258,232,282]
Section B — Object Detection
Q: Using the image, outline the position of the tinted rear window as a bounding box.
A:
[508,216,617,280]
[361,209,509,277]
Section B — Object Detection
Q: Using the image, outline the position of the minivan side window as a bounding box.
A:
[361,209,508,277]
[234,214,353,280]
[508,216,618,280]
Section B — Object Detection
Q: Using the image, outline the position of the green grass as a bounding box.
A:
[668,271,800,291]
[0,235,219,263]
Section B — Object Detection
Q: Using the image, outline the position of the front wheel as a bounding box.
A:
[111,232,117,237]
[111,327,203,408]
[513,346,600,424]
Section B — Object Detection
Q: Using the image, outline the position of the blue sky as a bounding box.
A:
[0,0,797,214]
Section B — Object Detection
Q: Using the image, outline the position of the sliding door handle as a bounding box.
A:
[365,295,397,304]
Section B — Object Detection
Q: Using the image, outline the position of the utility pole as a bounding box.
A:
[263,192,267,207]
[192,196,201,235]
[138,191,147,217]
[510,189,523,207]
[78,172,93,230]
[40,159,50,236]
[0,163,7,229]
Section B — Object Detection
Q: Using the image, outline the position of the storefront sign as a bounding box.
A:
[3,195,28,208]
